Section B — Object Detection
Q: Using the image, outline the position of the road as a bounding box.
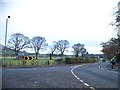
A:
[72,61,119,89]
[2,60,119,90]
[2,65,88,89]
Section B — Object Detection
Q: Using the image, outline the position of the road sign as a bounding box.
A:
[24,56,34,60]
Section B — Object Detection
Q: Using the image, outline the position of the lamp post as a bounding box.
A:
[4,16,10,65]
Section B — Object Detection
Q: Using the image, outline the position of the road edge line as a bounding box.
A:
[98,65,118,74]
[71,64,95,90]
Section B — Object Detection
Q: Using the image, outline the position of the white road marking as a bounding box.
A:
[98,66,101,68]
[74,75,77,78]
[107,70,110,72]
[80,80,84,83]
[98,65,118,74]
[110,71,118,73]
[76,77,80,80]
[71,64,95,90]
[33,82,37,86]
[101,68,104,70]
[90,86,96,90]
[84,83,90,86]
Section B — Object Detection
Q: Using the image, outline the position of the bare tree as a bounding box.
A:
[49,41,57,59]
[72,43,87,58]
[31,36,47,59]
[56,40,69,60]
[8,33,30,59]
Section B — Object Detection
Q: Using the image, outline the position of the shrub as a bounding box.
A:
[83,58,99,63]
[65,57,80,64]
[65,57,99,64]
[83,58,90,63]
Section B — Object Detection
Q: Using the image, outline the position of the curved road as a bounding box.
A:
[72,61,119,89]
[2,60,119,89]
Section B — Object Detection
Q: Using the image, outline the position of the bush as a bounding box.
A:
[65,57,99,64]
[65,57,80,64]
[83,58,98,63]
[83,58,90,63]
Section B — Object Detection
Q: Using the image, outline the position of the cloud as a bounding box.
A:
[0,0,119,54]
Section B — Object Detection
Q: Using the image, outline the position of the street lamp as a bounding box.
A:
[4,16,10,65]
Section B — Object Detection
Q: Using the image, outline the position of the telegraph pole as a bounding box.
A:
[4,16,10,65]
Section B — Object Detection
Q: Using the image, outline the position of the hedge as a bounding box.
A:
[65,57,98,64]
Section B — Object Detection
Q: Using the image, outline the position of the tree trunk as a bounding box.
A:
[50,52,54,60]
[15,50,19,60]
[75,54,79,58]
[61,53,63,60]
[50,53,52,60]
[36,52,38,60]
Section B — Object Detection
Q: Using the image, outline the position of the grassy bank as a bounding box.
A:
[0,57,99,67]
[0,57,58,67]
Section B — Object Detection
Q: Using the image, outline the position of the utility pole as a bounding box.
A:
[4,16,10,66]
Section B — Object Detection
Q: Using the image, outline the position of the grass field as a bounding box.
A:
[0,56,99,67]
[0,57,59,67]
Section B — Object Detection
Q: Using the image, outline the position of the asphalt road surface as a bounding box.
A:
[2,60,119,90]
[73,61,119,89]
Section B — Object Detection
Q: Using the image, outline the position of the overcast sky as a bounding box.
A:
[0,0,119,54]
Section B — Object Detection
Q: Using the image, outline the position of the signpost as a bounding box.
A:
[17,56,36,65]
[24,56,34,60]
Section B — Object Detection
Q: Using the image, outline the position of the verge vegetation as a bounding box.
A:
[0,56,99,67]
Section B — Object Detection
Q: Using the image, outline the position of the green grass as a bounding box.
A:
[0,57,58,67]
[0,57,99,67]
